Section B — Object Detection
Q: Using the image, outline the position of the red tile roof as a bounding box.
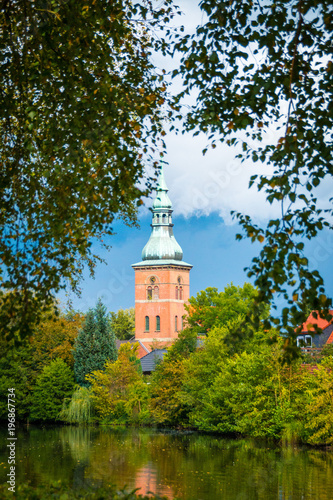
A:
[301,310,333,332]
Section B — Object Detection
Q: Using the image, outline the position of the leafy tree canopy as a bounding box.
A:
[110,307,135,340]
[0,0,178,339]
[148,328,198,427]
[169,0,333,341]
[87,342,148,424]
[30,308,84,369]
[0,305,81,419]
[185,283,266,335]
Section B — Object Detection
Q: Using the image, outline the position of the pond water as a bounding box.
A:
[0,425,333,499]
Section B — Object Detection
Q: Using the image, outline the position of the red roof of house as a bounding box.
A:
[301,310,333,332]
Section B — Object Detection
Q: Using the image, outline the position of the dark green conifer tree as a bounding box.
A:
[73,299,117,386]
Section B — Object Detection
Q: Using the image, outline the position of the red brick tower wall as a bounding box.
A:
[134,265,190,344]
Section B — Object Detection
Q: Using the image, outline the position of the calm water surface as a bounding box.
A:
[1,426,333,499]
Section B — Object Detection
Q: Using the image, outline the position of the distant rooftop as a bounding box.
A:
[140,349,167,373]
[301,310,333,332]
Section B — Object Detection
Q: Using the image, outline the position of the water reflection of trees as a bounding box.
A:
[1,427,333,499]
[145,434,333,500]
[5,426,77,486]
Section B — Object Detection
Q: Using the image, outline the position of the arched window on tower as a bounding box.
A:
[145,316,149,332]
[181,315,185,330]
[162,214,167,223]
[179,286,183,300]
[175,286,178,300]
[156,315,160,331]
[175,315,178,332]
[154,286,159,299]
[147,286,153,300]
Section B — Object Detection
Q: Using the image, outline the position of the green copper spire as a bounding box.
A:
[132,163,192,269]
[157,162,168,191]
[153,163,172,210]
[141,165,183,262]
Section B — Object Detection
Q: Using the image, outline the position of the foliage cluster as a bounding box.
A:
[0,337,35,419]
[87,343,149,425]
[60,386,94,425]
[148,328,198,427]
[148,285,333,445]
[109,307,135,340]
[185,283,262,335]
[30,310,84,369]
[0,0,178,339]
[0,299,118,422]
[169,0,333,343]
[0,307,82,420]
[30,358,75,421]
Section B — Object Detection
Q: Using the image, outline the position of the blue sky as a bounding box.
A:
[58,1,333,314]
[59,209,261,313]
[59,199,333,315]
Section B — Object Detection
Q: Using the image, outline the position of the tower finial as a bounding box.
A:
[153,162,172,210]
[157,161,168,192]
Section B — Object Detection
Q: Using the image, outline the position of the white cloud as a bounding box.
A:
[157,131,280,225]
[148,1,333,227]
[149,1,280,224]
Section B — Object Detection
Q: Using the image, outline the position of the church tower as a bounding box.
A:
[132,166,192,348]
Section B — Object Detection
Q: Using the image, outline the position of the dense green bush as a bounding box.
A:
[0,340,36,420]
[30,359,75,421]
[148,321,333,445]
[88,343,149,425]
